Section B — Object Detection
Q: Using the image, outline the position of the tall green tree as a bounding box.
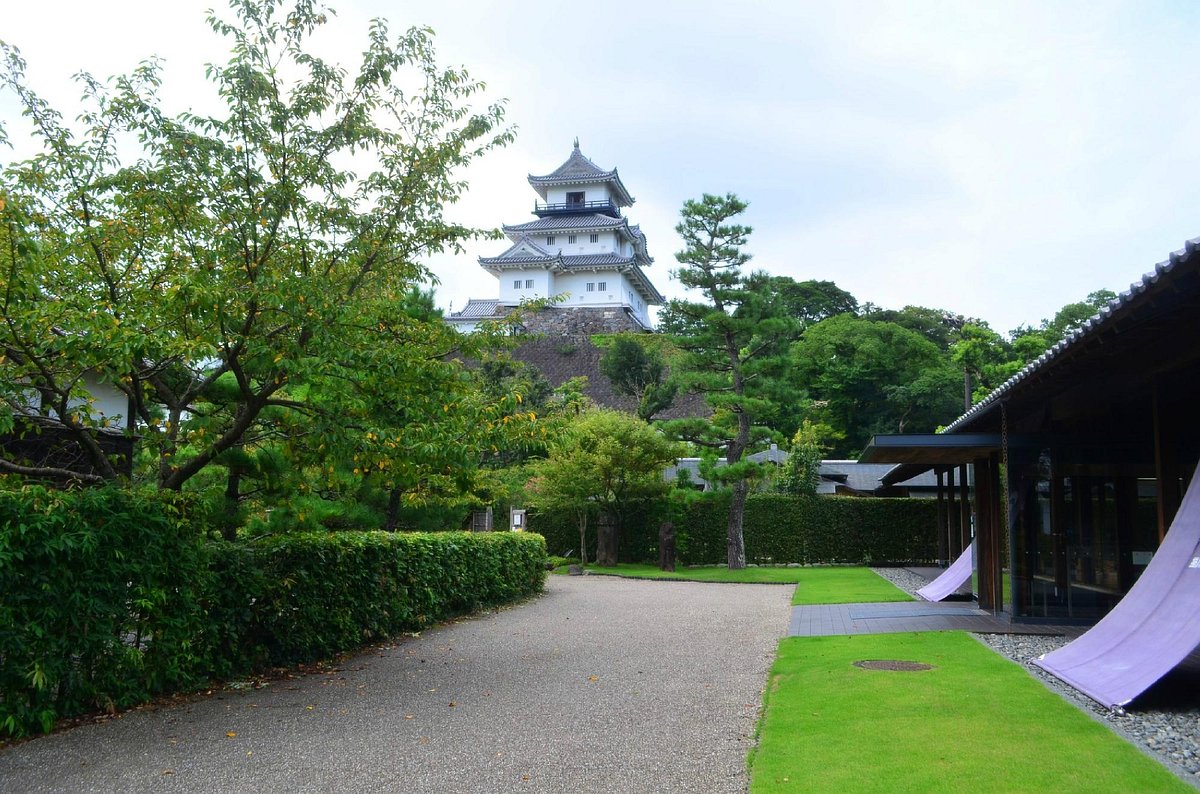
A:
[862,305,965,352]
[1040,289,1117,344]
[661,193,799,569]
[599,335,677,421]
[741,273,858,329]
[790,314,960,456]
[0,0,520,495]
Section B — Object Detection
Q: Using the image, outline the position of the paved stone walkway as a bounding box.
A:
[0,576,792,794]
[788,600,1081,638]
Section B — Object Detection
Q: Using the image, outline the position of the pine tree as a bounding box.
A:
[662,194,798,568]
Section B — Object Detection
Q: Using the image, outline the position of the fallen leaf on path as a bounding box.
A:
[225,731,236,738]
[587,675,598,683]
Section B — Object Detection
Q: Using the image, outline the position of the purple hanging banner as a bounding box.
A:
[918,544,973,602]
[1035,469,1200,709]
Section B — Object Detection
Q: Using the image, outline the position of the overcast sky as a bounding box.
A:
[4,1,1199,334]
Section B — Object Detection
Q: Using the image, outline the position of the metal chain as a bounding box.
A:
[999,401,1011,609]
[1001,399,1011,529]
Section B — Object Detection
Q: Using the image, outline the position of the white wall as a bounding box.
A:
[543,182,615,206]
[498,269,553,303]
[553,272,651,326]
[51,371,130,429]
[535,230,617,257]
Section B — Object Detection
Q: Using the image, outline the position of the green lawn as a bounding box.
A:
[787,567,912,606]
[750,632,1188,793]
[574,563,913,606]
[576,562,816,584]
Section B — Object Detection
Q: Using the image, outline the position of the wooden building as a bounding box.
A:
[863,238,1200,621]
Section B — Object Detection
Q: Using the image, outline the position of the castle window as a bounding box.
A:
[586,282,595,292]
[566,191,585,206]
[598,281,607,291]
[525,279,534,289]
[513,279,521,289]
[589,233,599,244]
[568,235,577,244]
[546,235,556,245]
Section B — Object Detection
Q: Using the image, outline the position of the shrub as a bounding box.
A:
[0,486,210,737]
[531,493,937,566]
[222,531,546,667]
[0,484,546,738]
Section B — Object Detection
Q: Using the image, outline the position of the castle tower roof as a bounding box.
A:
[527,140,634,207]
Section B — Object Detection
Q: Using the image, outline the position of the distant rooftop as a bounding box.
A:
[447,298,509,322]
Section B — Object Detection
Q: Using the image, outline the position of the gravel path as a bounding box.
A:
[873,566,1200,784]
[0,575,792,794]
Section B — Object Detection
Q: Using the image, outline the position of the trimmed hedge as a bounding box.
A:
[532,493,937,566]
[210,530,547,670]
[0,486,211,736]
[0,485,546,737]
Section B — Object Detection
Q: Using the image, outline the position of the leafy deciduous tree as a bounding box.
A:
[526,408,680,566]
[790,314,959,456]
[0,1,522,503]
[741,273,858,329]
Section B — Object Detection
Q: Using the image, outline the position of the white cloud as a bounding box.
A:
[4,0,1198,333]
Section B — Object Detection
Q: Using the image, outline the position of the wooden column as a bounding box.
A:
[975,456,1002,612]
[946,468,960,560]
[1153,386,1181,543]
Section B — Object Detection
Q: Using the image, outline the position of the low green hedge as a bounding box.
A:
[531,493,937,565]
[0,485,546,738]
[212,530,547,669]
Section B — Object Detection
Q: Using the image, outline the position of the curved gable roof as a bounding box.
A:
[527,142,634,206]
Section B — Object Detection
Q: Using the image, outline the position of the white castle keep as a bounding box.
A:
[447,141,663,332]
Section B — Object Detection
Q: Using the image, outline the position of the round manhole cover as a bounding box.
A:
[853,659,934,672]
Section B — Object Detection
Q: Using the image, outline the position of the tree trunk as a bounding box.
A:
[577,511,589,566]
[221,468,241,542]
[384,487,401,531]
[727,479,749,569]
[659,521,676,572]
[596,511,618,566]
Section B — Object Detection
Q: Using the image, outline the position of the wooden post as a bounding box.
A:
[975,455,1007,613]
[1153,386,1181,543]
[659,522,676,572]
[596,512,618,566]
[947,468,960,561]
